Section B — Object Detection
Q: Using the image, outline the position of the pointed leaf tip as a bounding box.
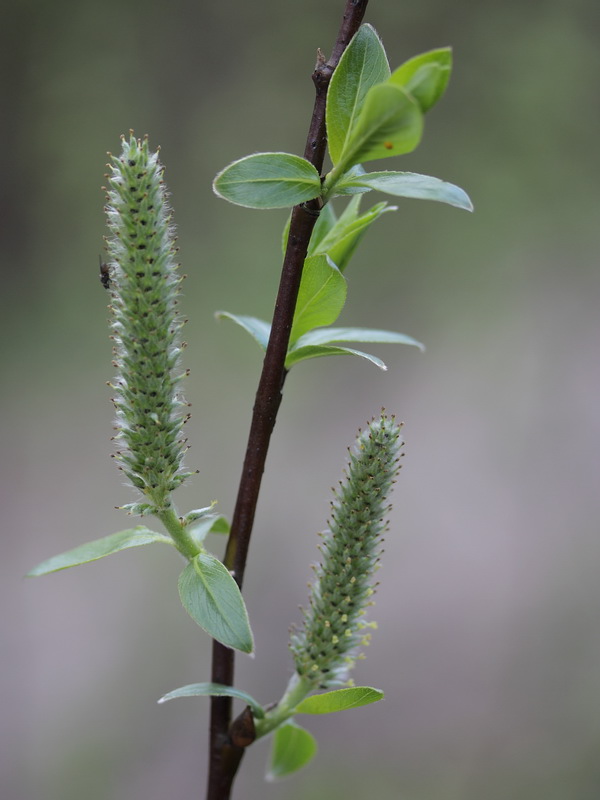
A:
[293,326,425,351]
[336,171,473,211]
[215,311,271,352]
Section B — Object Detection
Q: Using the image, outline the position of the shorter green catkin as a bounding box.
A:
[290,413,403,688]
[104,134,194,513]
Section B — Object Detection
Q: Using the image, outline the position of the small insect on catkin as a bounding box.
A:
[99,255,111,289]
[104,134,194,512]
[290,413,403,688]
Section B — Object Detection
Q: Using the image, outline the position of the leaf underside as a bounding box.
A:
[27,527,173,576]
[338,171,473,211]
[215,311,271,351]
[266,721,318,781]
[178,554,254,654]
[285,344,388,370]
[158,682,264,718]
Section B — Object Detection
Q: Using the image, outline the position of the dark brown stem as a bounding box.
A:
[206,3,369,798]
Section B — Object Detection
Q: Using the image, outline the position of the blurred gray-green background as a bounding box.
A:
[2,1,599,798]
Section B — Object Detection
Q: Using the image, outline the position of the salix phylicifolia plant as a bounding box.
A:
[29,8,471,799]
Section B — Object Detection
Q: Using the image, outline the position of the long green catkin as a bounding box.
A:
[104,134,194,514]
[290,413,403,688]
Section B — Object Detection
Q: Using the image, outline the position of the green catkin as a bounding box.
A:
[290,413,403,688]
[105,134,194,512]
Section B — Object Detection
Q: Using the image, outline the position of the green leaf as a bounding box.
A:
[178,554,254,654]
[266,721,317,781]
[207,516,230,534]
[312,196,366,253]
[329,164,371,196]
[283,203,338,260]
[293,326,425,350]
[327,24,390,166]
[213,153,322,209]
[215,311,271,351]
[289,255,347,344]
[336,171,473,211]
[285,344,387,371]
[336,83,423,172]
[27,527,174,576]
[335,193,364,228]
[188,515,230,548]
[308,194,364,260]
[314,200,395,272]
[306,203,338,254]
[181,505,218,525]
[388,47,452,112]
[295,686,384,715]
[158,682,264,718]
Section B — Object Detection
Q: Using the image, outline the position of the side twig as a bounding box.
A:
[207,2,369,798]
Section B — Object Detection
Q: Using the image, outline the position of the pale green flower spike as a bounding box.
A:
[105,134,194,513]
[290,413,403,688]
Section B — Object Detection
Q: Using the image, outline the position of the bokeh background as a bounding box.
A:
[2,0,599,798]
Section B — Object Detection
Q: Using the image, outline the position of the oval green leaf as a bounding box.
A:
[178,554,254,654]
[289,255,347,344]
[337,171,473,211]
[388,47,452,112]
[27,527,173,576]
[337,83,423,172]
[327,23,391,165]
[266,721,317,781]
[295,686,384,715]
[213,152,322,209]
[158,682,264,718]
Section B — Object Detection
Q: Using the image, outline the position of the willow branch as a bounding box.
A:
[207,3,369,798]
